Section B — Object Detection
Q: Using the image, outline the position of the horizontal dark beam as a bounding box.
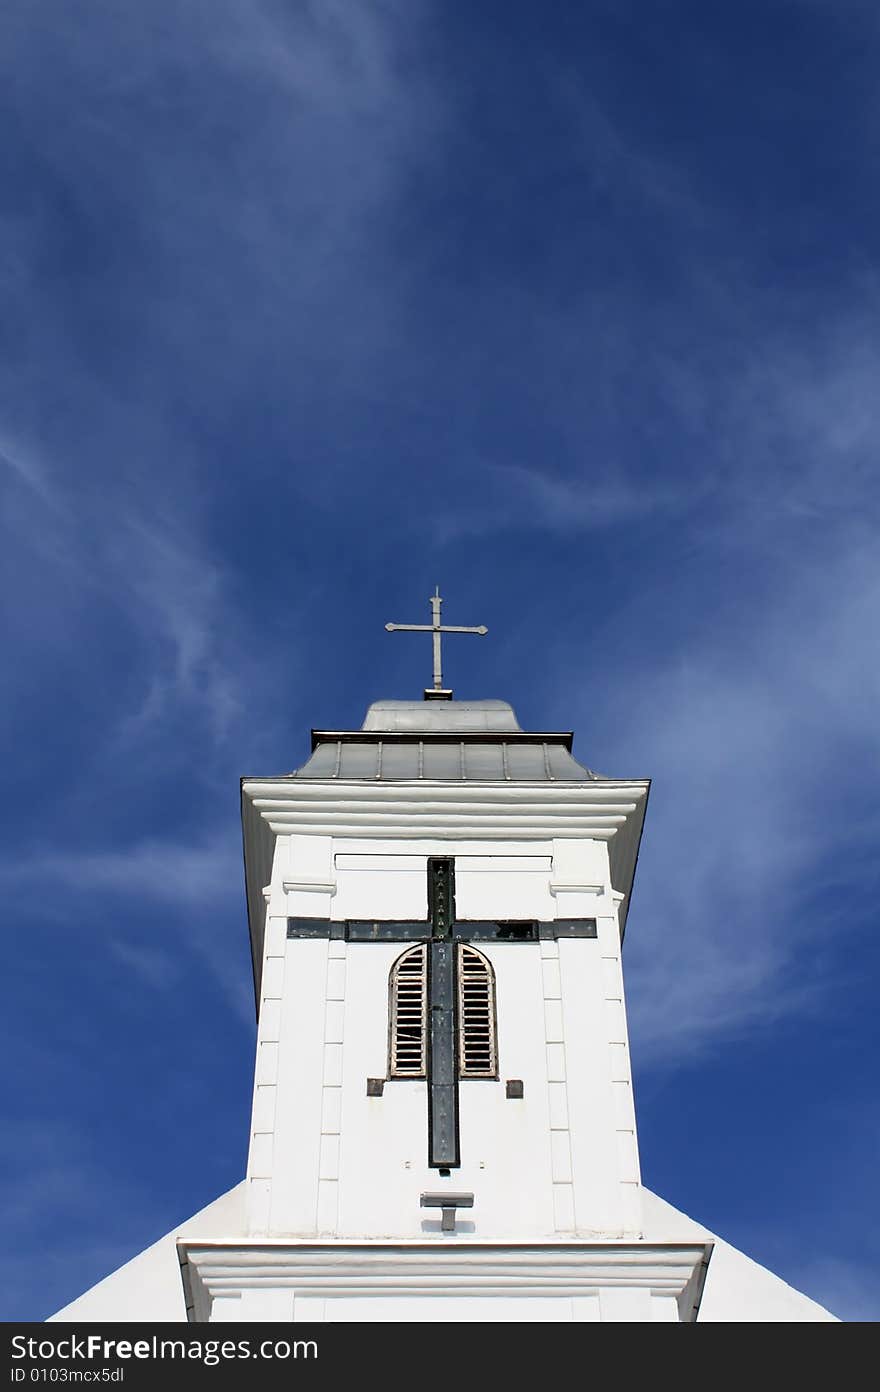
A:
[347,921,428,942]
[451,920,598,941]
[286,918,427,941]
[452,921,538,942]
[287,918,597,942]
[286,918,347,939]
[546,919,598,938]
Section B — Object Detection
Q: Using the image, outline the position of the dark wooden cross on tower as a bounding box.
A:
[424,855,460,1168]
[289,858,596,1170]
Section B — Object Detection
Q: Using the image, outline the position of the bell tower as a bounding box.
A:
[178,595,711,1321]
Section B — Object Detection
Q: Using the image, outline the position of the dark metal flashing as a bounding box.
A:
[287,918,597,942]
[311,728,575,752]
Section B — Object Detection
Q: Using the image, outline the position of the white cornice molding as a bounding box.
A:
[178,1239,711,1324]
[245,779,647,804]
[242,779,648,841]
[549,882,605,897]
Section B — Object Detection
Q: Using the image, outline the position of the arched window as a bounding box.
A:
[388,943,498,1080]
[457,944,497,1078]
[389,944,428,1077]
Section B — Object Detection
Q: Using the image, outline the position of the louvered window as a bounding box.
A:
[457,944,497,1078]
[388,942,498,1080]
[389,944,427,1077]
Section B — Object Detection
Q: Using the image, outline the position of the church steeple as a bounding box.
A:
[206,681,722,1323]
[52,657,840,1323]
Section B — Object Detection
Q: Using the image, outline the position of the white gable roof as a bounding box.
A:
[49,1183,246,1323]
[640,1188,838,1322]
[49,1182,838,1323]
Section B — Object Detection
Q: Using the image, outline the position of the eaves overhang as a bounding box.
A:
[178,1237,712,1324]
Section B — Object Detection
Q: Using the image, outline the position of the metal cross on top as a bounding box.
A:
[386,587,487,699]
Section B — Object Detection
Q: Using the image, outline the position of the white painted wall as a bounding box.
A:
[245,832,641,1242]
[336,938,557,1239]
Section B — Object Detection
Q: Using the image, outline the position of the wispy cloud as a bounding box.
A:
[108,518,244,745]
[1,0,876,1326]
[2,449,263,782]
[0,838,237,907]
[107,937,180,992]
[0,436,58,503]
[718,321,880,527]
[433,460,700,541]
[0,0,440,767]
[573,532,880,1063]
[0,838,252,1020]
[0,1119,195,1321]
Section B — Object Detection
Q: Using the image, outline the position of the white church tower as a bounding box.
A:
[52,595,838,1323]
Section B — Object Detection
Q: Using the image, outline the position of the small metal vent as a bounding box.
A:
[389,943,427,1077]
[457,944,497,1078]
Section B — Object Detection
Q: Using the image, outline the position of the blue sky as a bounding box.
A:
[2,0,878,1322]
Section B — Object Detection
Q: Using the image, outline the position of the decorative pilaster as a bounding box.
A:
[316,939,346,1233]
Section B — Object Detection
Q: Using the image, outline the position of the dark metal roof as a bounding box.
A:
[293,699,600,782]
[296,739,598,781]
